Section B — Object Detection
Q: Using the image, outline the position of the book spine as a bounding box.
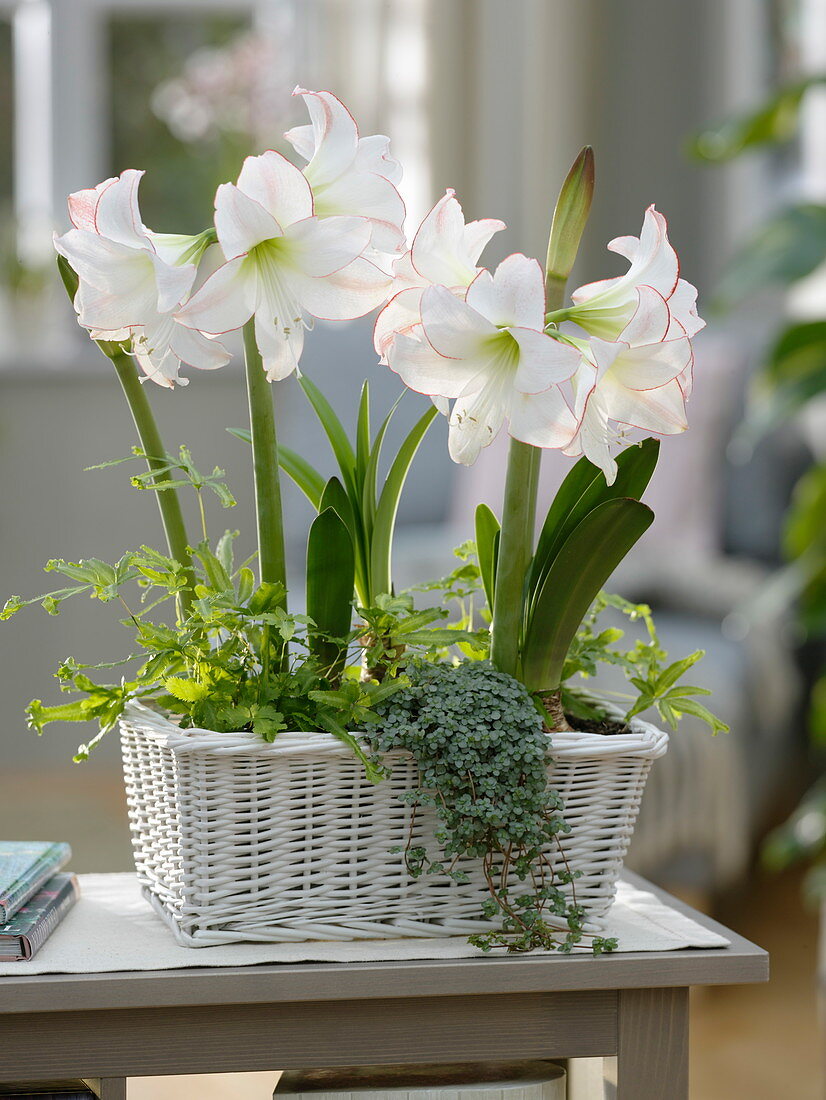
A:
[20,875,80,960]
[0,844,72,923]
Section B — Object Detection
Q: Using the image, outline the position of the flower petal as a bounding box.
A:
[93,170,148,250]
[291,87,359,188]
[312,169,406,253]
[215,183,281,260]
[448,379,509,465]
[149,253,196,313]
[666,278,705,339]
[283,215,371,278]
[237,150,314,228]
[283,122,315,163]
[374,285,425,360]
[170,324,232,372]
[387,330,485,399]
[286,255,392,320]
[508,385,579,449]
[420,284,496,359]
[610,336,692,391]
[67,177,117,232]
[254,313,305,381]
[54,228,148,291]
[619,285,671,346]
[411,190,492,287]
[466,253,545,330]
[354,133,403,185]
[510,328,580,392]
[176,255,255,335]
[74,278,152,332]
[601,375,688,435]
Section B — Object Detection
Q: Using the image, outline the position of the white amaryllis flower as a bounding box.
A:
[373,189,505,363]
[54,170,231,388]
[176,151,392,381]
[564,286,693,483]
[388,254,581,465]
[285,87,406,255]
[567,206,705,354]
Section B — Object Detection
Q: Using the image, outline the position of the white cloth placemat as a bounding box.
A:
[0,873,729,974]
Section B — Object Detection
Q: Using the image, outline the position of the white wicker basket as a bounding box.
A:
[120,700,668,946]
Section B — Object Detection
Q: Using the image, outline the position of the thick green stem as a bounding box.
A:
[242,321,287,607]
[111,352,193,615]
[490,440,541,677]
[490,253,572,679]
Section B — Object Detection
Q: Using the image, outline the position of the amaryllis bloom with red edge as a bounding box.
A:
[387,254,581,465]
[567,204,704,396]
[564,286,693,483]
[285,87,406,255]
[54,170,231,388]
[176,151,392,381]
[374,188,505,363]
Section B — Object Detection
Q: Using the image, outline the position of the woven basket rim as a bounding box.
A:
[121,697,668,761]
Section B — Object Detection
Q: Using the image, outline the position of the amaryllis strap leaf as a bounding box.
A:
[370,405,439,600]
[475,503,500,611]
[356,381,372,489]
[306,506,355,683]
[527,438,659,617]
[298,375,358,500]
[521,498,654,693]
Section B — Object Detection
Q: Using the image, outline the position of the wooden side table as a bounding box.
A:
[0,874,768,1099]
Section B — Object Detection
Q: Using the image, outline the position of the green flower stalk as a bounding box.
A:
[57,256,194,617]
[490,148,595,679]
[242,319,288,610]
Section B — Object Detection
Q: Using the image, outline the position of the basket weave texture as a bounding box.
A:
[120,701,668,946]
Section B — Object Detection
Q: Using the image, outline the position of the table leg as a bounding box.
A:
[610,987,688,1099]
[82,1079,127,1099]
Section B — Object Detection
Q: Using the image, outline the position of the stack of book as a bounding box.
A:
[0,842,79,962]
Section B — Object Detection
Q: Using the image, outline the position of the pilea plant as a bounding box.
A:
[369,659,617,954]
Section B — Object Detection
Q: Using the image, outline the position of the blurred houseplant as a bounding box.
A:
[4,88,722,952]
[691,79,826,899]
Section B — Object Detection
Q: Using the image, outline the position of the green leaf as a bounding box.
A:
[321,476,356,535]
[299,374,358,499]
[522,498,655,692]
[653,651,703,694]
[475,503,500,611]
[716,204,826,307]
[248,581,287,614]
[667,696,729,735]
[163,677,210,704]
[191,540,232,594]
[743,321,826,441]
[278,445,326,509]
[236,567,255,604]
[26,698,92,732]
[687,78,817,162]
[528,440,659,614]
[370,404,439,599]
[356,380,371,488]
[315,711,385,783]
[361,398,400,541]
[306,507,356,679]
